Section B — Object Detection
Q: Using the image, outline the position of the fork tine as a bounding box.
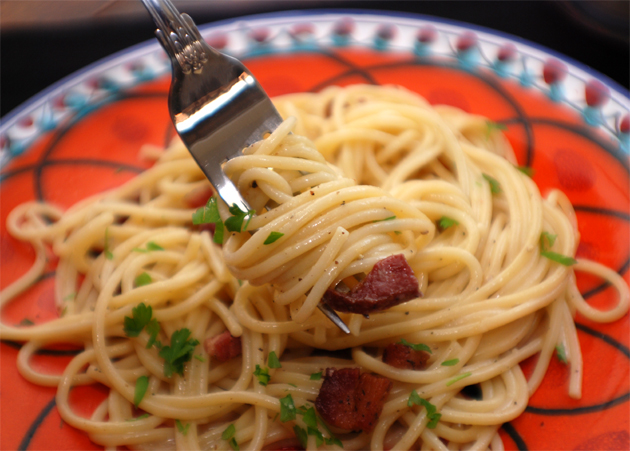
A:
[141,0,350,334]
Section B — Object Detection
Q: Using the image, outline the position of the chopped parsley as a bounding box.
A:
[18,318,34,326]
[373,215,396,223]
[482,174,502,194]
[104,228,113,260]
[192,197,224,244]
[123,302,160,348]
[407,391,441,428]
[222,424,239,451]
[310,371,323,380]
[516,165,535,177]
[264,231,284,245]
[441,358,460,366]
[446,372,472,386]
[62,292,76,301]
[485,120,507,139]
[134,272,153,287]
[133,241,164,252]
[280,394,297,422]
[268,351,282,368]
[556,344,568,364]
[400,338,432,354]
[224,203,255,233]
[194,354,206,362]
[438,216,459,230]
[540,231,557,249]
[293,425,308,448]
[539,232,576,266]
[541,251,577,266]
[302,406,318,429]
[158,328,199,377]
[175,419,190,436]
[253,365,271,386]
[192,198,254,243]
[133,375,149,407]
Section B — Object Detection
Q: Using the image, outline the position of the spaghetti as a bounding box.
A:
[1,84,628,450]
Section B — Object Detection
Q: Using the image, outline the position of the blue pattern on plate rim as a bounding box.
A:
[1,9,629,167]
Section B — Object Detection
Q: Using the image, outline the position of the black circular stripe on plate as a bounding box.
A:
[576,322,630,359]
[33,91,167,202]
[1,340,82,356]
[0,160,144,185]
[501,422,529,451]
[526,322,629,415]
[17,396,56,450]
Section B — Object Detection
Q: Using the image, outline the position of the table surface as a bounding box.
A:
[1,0,628,118]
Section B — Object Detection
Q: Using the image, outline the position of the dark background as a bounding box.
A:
[1,0,628,118]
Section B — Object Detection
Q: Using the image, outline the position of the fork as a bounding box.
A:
[141,0,350,333]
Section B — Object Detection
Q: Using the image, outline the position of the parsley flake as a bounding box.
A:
[18,318,34,326]
[104,228,113,260]
[293,425,308,448]
[516,165,535,177]
[268,351,282,368]
[539,232,576,266]
[556,344,568,364]
[134,272,153,287]
[222,424,236,440]
[485,120,507,139]
[133,241,164,253]
[158,328,199,378]
[133,375,149,407]
[253,365,271,386]
[192,197,225,244]
[124,303,156,337]
[438,216,459,230]
[263,231,284,245]
[194,354,206,362]
[446,372,472,386]
[441,358,460,366]
[373,215,396,223]
[540,232,557,250]
[62,292,76,301]
[310,371,323,380]
[225,204,255,233]
[280,394,297,422]
[407,390,441,428]
[175,419,190,436]
[541,251,577,266]
[302,407,318,429]
[482,174,502,194]
[400,338,432,353]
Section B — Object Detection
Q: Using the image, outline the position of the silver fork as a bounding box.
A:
[141,0,350,333]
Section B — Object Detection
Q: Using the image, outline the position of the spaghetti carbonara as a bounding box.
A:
[1,85,628,451]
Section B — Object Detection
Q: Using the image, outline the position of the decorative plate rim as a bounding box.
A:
[1,8,629,164]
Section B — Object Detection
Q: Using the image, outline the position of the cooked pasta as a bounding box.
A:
[1,84,628,451]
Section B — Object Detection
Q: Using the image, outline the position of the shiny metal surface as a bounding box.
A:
[140,0,350,333]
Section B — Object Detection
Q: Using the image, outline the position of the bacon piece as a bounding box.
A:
[354,373,393,432]
[382,343,430,370]
[323,254,420,314]
[204,330,241,362]
[315,367,392,433]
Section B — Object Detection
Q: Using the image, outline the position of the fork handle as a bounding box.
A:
[141,0,213,74]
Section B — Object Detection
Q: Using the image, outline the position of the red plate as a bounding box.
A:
[1,12,629,451]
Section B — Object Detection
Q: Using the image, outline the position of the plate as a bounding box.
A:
[1,10,629,451]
